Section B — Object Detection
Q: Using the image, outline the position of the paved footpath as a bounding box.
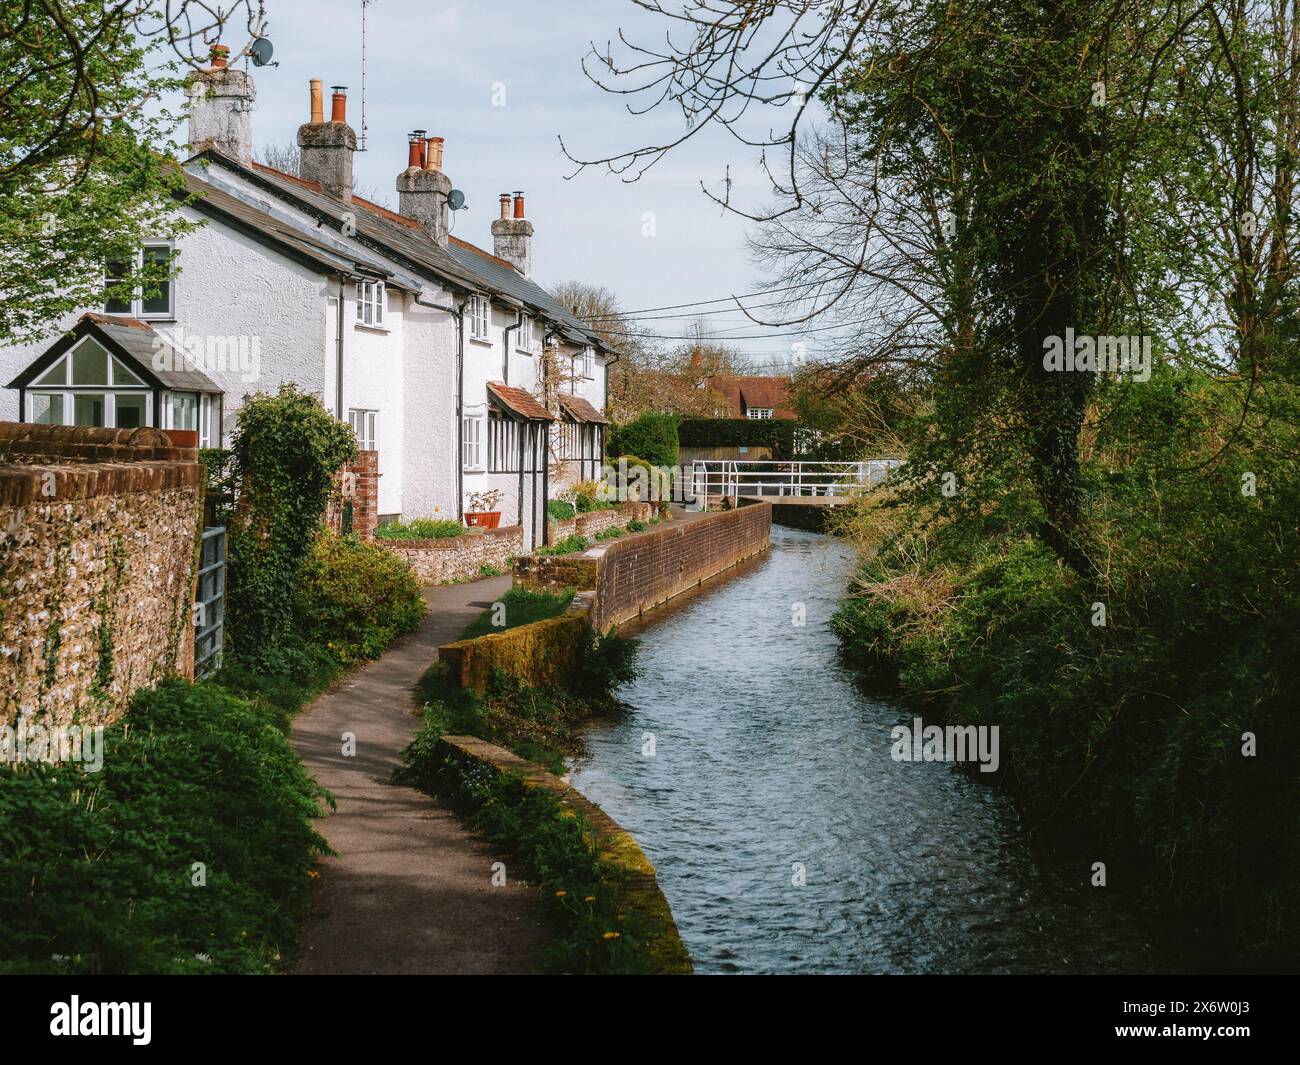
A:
[289,575,549,974]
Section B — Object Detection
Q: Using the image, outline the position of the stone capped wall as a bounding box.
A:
[380,524,522,585]
[0,423,204,729]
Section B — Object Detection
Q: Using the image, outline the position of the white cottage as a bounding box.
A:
[0,49,612,550]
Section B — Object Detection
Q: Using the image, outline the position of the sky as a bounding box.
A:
[180,0,814,367]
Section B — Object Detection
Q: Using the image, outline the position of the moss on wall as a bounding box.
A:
[440,609,591,692]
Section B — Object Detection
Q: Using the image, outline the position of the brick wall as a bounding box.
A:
[513,552,601,594]
[379,524,523,585]
[0,422,204,729]
[324,449,379,541]
[589,504,771,632]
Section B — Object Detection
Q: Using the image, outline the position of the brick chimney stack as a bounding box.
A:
[491,191,534,277]
[187,43,256,166]
[397,133,453,245]
[298,82,356,202]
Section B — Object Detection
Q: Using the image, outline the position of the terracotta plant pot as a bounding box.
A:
[465,511,501,530]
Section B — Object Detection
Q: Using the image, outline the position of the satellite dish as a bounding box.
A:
[249,37,274,67]
[448,189,466,211]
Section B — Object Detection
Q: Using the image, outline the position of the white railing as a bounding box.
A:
[683,459,901,502]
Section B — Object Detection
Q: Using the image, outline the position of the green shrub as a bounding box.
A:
[295,532,426,666]
[677,417,798,457]
[375,518,466,540]
[627,520,647,532]
[608,411,679,467]
[547,499,576,521]
[459,587,574,641]
[0,680,330,974]
[536,533,589,557]
[227,385,356,654]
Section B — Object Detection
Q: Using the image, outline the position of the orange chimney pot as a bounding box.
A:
[512,191,525,219]
[330,86,347,124]
[309,79,324,124]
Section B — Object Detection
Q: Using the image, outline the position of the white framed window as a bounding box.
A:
[28,337,153,429]
[582,347,594,379]
[104,242,175,319]
[462,413,484,470]
[348,408,379,451]
[747,407,774,420]
[469,295,490,340]
[356,280,386,327]
[516,314,531,352]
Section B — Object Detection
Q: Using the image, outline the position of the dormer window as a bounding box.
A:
[469,295,490,340]
[747,407,774,420]
[356,280,386,327]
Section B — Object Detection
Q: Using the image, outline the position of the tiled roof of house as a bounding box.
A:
[711,375,797,419]
[487,382,555,421]
[558,394,609,424]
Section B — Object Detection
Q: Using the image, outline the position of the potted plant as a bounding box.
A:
[465,488,504,529]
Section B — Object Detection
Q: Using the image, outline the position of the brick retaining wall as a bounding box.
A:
[589,504,771,632]
[548,500,653,545]
[0,422,204,729]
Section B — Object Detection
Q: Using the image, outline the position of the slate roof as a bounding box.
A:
[181,171,414,285]
[558,394,609,424]
[188,150,608,351]
[487,382,555,421]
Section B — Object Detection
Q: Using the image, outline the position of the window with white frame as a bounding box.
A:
[462,412,484,470]
[469,295,490,340]
[104,243,175,319]
[348,408,379,451]
[747,407,774,420]
[582,347,594,378]
[356,280,385,327]
[28,337,153,430]
[516,314,531,352]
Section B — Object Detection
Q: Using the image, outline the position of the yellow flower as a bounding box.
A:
[584,896,595,903]
[555,890,567,897]
[307,869,320,879]
[603,931,620,940]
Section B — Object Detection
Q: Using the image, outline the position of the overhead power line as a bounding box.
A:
[579,273,857,321]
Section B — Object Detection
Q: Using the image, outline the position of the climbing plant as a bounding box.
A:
[227,385,356,653]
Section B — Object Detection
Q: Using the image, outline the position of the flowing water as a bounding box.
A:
[569,525,1169,975]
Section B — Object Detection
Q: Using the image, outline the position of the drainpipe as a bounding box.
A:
[502,309,523,385]
[336,272,353,418]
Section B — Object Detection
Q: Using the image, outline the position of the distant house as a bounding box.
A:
[708,375,797,421]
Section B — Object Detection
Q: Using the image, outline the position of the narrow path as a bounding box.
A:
[289,575,549,975]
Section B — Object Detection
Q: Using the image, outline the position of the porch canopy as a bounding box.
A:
[557,394,608,482]
[486,381,554,547]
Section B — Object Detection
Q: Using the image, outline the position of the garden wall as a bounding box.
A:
[380,524,522,585]
[547,500,653,545]
[0,422,204,729]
